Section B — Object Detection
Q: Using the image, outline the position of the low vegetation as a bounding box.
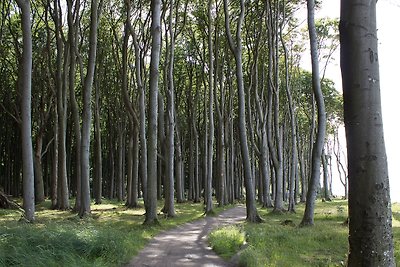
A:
[0,199,215,267]
[210,200,400,267]
[2,199,399,267]
[208,225,246,259]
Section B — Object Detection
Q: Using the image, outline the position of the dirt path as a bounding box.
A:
[125,205,246,267]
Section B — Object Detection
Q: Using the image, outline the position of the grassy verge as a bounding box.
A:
[209,200,400,267]
[208,225,246,259]
[0,199,227,267]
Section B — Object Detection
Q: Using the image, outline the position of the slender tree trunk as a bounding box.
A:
[51,109,58,208]
[280,9,297,212]
[340,1,395,265]
[79,0,100,217]
[94,73,102,204]
[300,0,326,226]
[66,0,82,212]
[117,129,124,202]
[131,128,139,207]
[163,0,176,217]
[223,0,262,223]
[130,28,148,205]
[54,0,69,210]
[322,151,331,201]
[205,0,214,215]
[16,0,35,222]
[144,0,162,225]
[157,92,165,201]
[34,132,45,203]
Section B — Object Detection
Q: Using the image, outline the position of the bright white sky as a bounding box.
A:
[312,1,400,202]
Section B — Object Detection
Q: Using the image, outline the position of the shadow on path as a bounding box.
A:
[125,205,246,267]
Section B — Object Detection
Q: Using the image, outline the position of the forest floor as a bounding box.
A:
[125,205,246,267]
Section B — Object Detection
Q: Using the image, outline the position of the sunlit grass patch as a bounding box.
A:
[235,199,350,267]
[0,198,207,267]
[209,225,245,259]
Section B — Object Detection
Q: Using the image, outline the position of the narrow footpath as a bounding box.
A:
[125,205,246,267]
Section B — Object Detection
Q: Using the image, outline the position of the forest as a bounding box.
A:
[0,0,396,266]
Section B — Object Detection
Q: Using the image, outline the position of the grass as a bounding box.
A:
[209,199,400,267]
[0,198,227,267]
[2,199,399,267]
[208,225,246,259]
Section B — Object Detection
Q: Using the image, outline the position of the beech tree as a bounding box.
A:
[145,0,162,225]
[16,0,34,222]
[340,0,395,265]
[223,0,262,223]
[300,0,326,227]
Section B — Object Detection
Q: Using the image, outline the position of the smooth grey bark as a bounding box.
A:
[300,0,326,226]
[117,128,124,202]
[54,0,69,210]
[280,7,297,212]
[79,0,100,217]
[16,0,35,222]
[131,129,139,207]
[122,5,139,207]
[340,1,395,265]
[205,0,214,215]
[33,131,45,203]
[297,131,307,202]
[223,0,262,223]
[51,108,58,208]
[94,73,102,205]
[321,151,331,201]
[129,23,148,203]
[216,77,226,207]
[265,0,284,212]
[253,41,272,208]
[66,0,82,212]
[175,130,184,202]
[144,0,161,225]
[163,0,176,217]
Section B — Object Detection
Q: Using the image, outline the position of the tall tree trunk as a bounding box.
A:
[16,0,35,222]
[131,128,139,207]
[280,7,297,212]
[79,0,100,217]
[122,5,140,207]
[34,132,45,203]
[51,108,58,208]
[54,0,69,210]
[117,128,124,202]
[94,74,102,204]
[144,0,161,225]
[129,26,148,205]
[340,1,395,265]
[205,0,214,215]
[321,151,331,201]
[67,0,82,212]
[163,0,176,217]
[223,0,262,223]
[300,0,326,226]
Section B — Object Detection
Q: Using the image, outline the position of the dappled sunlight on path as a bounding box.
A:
[125,205,246,267]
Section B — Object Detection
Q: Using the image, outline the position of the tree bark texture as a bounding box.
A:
[340,1,395,265]
[145,0,161,225]
[301,0,326,226]
[223,0,261,223]
[79,0,100,217]
[16,0,35,222]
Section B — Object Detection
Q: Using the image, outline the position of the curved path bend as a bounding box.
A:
[126,205,246,267]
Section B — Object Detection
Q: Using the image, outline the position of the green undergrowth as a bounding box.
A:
[209,225,246,259]
[210,199,400,267]
[0,199,230,267]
